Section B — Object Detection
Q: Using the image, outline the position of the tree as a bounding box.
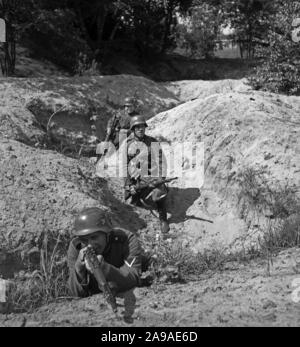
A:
[176,0,223,58]
[0,0,20,76]
[222,0,276,59]
[249,0,300,95]
[0,0,195,74]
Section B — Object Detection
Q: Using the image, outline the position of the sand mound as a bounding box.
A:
[148,88,300,251]
[0,138,145,276]
[164,78,251,102]
[0,75,179,146]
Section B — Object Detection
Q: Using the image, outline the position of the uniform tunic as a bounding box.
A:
[106,111,139,147]
[67,228,142,297]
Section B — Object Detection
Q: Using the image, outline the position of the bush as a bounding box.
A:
[237,166,300,257]
[176,3,221,58]
[22,8,92,73]
[9,230,70,313]
[139,231,260,283]
[249,1,300,95]
[237,167,299,221]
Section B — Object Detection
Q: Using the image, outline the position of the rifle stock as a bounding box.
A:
[83,246,118,316]
[139,177,178,191]
[105,112,119,143]
[125,177,178,201]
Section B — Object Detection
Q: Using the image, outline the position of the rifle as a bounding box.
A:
[105,112,119,143]
[125,177,178,201]
[97,112,119,159]
[83,245,119,318]
[139,177,178,191]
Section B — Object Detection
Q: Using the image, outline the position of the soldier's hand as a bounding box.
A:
[129,185,137,195]
[85,254,104,273]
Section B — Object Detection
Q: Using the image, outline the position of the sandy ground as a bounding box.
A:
[1,247,300,327]
[0,62,299,327]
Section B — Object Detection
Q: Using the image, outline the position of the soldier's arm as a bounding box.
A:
[151,137,167,178]
[160,142,168,178]
[67,240,99,298]
[106,117,113,136]
[101,231,142,293]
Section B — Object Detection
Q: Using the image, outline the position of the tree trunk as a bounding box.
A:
[0,20,16,76]
[109,21,120,41]
[74,3,96,50]
[96,3,108,47]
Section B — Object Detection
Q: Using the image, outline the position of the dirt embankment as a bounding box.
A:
[0,74,178,276]
[0,138,146,275]
[148,82,300,252]
[0,75,179,147]
[0,73,299,326]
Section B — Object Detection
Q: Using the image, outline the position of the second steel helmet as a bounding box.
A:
[73,207,112,237]
[130,115,148,130]
[124,96,137,107]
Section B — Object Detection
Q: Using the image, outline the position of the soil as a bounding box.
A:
[1,248,300,327]
[0,56,299,326]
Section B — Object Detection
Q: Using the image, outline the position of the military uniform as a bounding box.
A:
[67,227,142,297]
[106,106,139,149]
[125,131,169,231]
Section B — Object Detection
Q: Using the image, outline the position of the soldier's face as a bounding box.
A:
[80,232,107,255]
[125,104,135,114]
[134,124,146,139]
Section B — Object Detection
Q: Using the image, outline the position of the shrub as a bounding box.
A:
[139,231,259,283]
[249,1,300,95]
[176,3,221,58]
[22,8,92,73]
[237,166,300,256]
[9,230,70,313]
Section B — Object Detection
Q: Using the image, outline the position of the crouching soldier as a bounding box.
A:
[67,207,142,298]
[124,115,170,234]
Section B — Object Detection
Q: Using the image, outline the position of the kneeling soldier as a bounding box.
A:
[67,207,142,298]
[124,115,170,234]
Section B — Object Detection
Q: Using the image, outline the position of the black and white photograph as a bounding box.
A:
[0,0,300,330]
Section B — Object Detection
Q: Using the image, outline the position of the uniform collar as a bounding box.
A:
[133,134,146,142]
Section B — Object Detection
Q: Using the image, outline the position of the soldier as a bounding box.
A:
[124,115,170,234]
[67,207,142,298]
[105,96,140,150]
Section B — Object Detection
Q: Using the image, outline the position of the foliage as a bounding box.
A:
[0,0,20,75]
[176,1,222,58]
[22,6,91,71]
[7,229,71,313]
[249,0,300,95]
[1,0,195,74]
[139,231,260,283]
[221,0,276,59]
[237,166,300,257]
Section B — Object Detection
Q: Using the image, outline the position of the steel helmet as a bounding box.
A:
[73,207,112,237]
[124,96,137,107]
[130,115,148,130]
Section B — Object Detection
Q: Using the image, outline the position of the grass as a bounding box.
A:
[8,231,70,313]
[237,167,299,221]
[236,166,300,273]
[139,232,260,283]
